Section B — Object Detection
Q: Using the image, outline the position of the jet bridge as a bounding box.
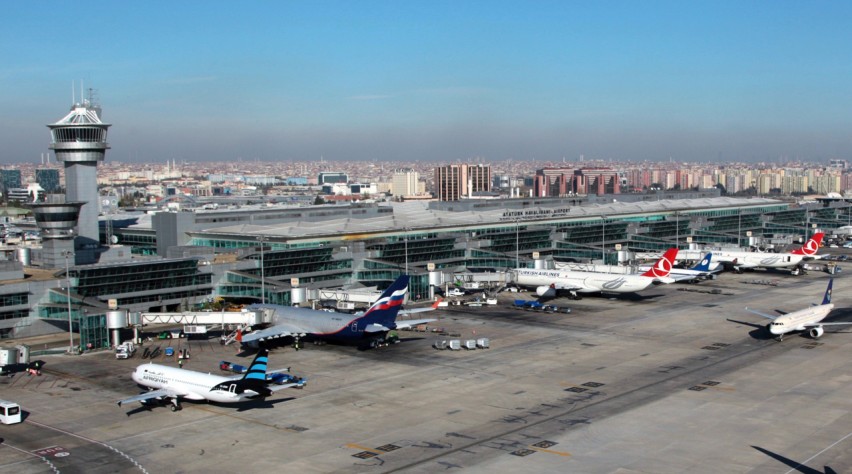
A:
[106,309,268,347]
[138,310,269,326]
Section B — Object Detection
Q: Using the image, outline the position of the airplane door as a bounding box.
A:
[351,321,359,333]
[229,384,236,393]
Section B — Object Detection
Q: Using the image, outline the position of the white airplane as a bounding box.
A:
[117,348,303,412]
[241,275,436,348]
[514,248,678,298]
[638,251,721,283]
[746,278,852,341]
[712,233,824,275]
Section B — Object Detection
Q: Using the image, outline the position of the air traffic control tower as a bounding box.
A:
[47,91,111,263]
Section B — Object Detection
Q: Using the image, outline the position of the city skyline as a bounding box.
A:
[2,1,852,164]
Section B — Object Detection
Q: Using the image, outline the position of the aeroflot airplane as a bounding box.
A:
[241,275,435,347]
[746,278,852,341]
[117,348,302,412]
[712,233,824,275]
[515,248,678,298]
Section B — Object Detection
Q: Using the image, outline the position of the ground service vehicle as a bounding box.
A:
[0,400,22,424]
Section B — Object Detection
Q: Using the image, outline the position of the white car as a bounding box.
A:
[447,288,465,297]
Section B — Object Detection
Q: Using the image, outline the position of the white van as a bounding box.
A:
[0,399,22,424]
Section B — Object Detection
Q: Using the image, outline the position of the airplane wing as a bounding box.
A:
[393,318,437,331]
[804,321,852,327]
[364,318,437,333]
[267,382,305,392]
[240,323,307,344]
[398,298,443,316]
[551,282,584,292]
[744,307,777,320]
[117,388,183,406]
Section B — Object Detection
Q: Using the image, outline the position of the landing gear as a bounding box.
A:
[170,400,182,412]
[775,334,783,342]
[292,336,301,351]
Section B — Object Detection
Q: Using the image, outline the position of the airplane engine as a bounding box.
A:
[809,326,824,339]
[536,286,556,298]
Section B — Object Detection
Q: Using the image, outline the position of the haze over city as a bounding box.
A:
[2,1,852,164]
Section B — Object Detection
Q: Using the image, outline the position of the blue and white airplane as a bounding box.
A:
[746,278,852,341]
[639,251,721,283]
[241,275,436,348]
[117,348,303,412]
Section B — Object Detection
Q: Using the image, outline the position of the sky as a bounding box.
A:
[2,1,852,164]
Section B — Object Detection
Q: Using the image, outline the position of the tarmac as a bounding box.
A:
[1,269,852,473]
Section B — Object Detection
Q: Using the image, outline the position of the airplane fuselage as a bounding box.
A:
[515,269,657,294]
[132,364,252,404]
[253,306,386,342]
[767,304,834,336]
[713,251,805,269]
[637,266,713,282]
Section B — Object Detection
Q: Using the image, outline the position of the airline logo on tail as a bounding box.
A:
[822,278,833,305]
[641,248,678,278]
[691,252,713,272]
[357,275,411,329]
[363,277,408,317]
[792,233,824,256]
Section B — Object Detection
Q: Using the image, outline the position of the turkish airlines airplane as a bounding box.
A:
[514,248,678,298]
[712,233,824,275]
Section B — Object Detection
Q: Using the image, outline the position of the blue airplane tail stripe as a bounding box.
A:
[822,278,833,305]
[242,349,269,381]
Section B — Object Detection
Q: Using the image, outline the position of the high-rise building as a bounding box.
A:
[0,169,22,195]
[391,169,419,197]
[318,172,348,184]
[534,167,574,197]
[47,91,111,255]
[35,168,61,193]
[433,164,492,201]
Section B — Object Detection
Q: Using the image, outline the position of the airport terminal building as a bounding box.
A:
[4,190,851,351]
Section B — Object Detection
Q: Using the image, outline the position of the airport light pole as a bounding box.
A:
[737,210,742,248]
[601,215,606,264]
[675,212,679,249]
[257,236,266,304]
[404,228,409,275]
[62,250,74,354]
[515,219,520,269]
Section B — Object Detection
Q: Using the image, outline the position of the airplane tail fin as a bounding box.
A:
[360,275,410,328]
[821,278,833,305]
[690,252,714,272]
[641,248,678,278]
[213,348,272,396]
[240,348,270,382]
[792,232,824,256]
